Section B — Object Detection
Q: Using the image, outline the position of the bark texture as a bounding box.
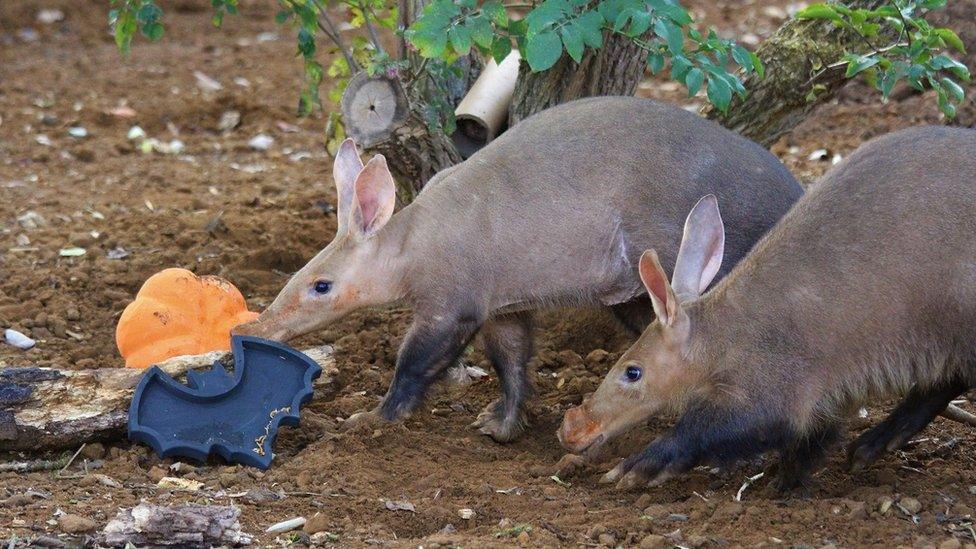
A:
[0,346,337,452]
[705,0,892,146]
[508,31,648,125]
[101,503,251,546]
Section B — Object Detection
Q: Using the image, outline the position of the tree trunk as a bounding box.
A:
[508,31,648,125]
[0,347,337,453]
[704,0,892,146]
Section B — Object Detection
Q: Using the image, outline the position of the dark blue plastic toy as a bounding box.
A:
[128,335,321,469]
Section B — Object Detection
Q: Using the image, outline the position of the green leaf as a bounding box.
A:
[941,76,965,102]
[684,67,704,96]
[298,27,316,58]
[613,9,633,33]
[934,83,957,118]
[469,16,494,49]
[524,0,569,35]
[647,0,692,25]
[646,51,664,74]
[145,22,164,41]
[482,1,508,26]
[795,3,843,22]
[275,9,292,24]
[750,51,765,79]
[627,10,652,37]
[575,10,604,48]
[525,30,563,71]
[670,54,692,80]
[491,36,513,63]
[845,54,879,77]
[560,24,585,63]
[879,61,908,97]
[930,54,971,82]
[706,75,732,112]
[653,18,684,54]
[449,25,471,54]
[136,2,162,25]
[935,28,966,54]
[730,45,752,72]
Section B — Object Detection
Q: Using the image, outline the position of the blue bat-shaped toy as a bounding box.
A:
[128,335,321,469]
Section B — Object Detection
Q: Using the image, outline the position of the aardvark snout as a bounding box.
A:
[558,403,605,454]
[231,317,288,342]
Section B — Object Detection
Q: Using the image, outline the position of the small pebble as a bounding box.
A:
[248,134,274,151]
[901,497,923,514]
[640,534,668,549]
[17,211,46,229]
[58,513,96,533]
[4,329,36,350]
[36,9,65,24]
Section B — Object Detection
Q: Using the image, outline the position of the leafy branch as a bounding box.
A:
[406,0,764,113]
[797,0,970,118]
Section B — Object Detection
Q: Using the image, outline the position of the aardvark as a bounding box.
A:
[237,96,803,441]
[560,126,976,490]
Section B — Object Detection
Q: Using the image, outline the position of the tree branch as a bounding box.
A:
[357,0,387,56]
[308,0,361,71]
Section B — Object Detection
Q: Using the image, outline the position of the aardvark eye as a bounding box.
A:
[625,365,642,382]
[313,280,333,294]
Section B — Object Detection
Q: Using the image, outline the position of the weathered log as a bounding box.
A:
[101,503,251,547]
[0,346,336,453]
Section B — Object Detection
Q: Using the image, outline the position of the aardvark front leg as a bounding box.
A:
[601,404,788,490]
[377,314,482,422]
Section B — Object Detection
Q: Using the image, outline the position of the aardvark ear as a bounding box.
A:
[349,154,396,237]
[639,249,679,326]
[671,194,725,300]
[333,138,364,230]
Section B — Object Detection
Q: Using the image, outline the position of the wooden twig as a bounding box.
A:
[55,444,85,478]
[941,404,976,427]
[356,0,387,56]
[735,472,764,502]
[303,0,361,71]
[0,457,68,473]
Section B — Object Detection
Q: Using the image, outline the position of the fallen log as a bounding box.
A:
[0,346,336,453]
[101,503,252,547]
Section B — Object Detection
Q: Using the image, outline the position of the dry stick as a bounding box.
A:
[0,458,68,473]
[56,443,86,478]
[303,0,360,71]
[941,404,976,427]
[735,472,764,502]
[356,0,387,56]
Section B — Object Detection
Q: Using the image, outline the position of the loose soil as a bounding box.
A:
[2,0,976,546]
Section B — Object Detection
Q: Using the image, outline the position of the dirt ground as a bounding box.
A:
[3,0,976,546]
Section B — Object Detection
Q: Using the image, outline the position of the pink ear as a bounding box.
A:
[638,250,677,326]
[333,139,364,225]
[349,154,396,236]
[671,194,725,299]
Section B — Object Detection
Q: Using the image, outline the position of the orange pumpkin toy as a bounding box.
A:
[116,268,259,368]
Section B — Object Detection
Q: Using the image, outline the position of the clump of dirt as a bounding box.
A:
[2,0,976,547]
